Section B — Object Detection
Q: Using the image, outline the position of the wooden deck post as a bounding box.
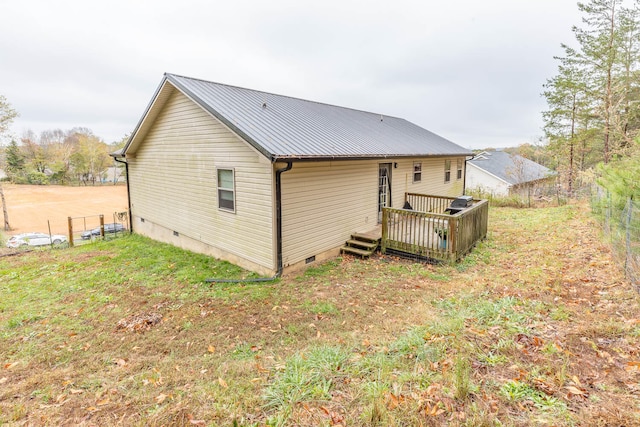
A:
[381,208,388,254]
[449,216,457,259]
[67,216,74,247]
[99,214,105,239]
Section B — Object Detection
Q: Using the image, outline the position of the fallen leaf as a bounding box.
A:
[626,361,640,372]
[3,362,18,370]
[218,377,228,388]
[96,398,110,406]
[70,389,84,395]
[565,386,586,395]
[115,359,127,366]
[155,394,167,404]
[207,345,216,353]
[187,413,206,425]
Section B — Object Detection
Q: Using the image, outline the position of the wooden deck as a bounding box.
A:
[381,193,488,262]
[355,225,382,240]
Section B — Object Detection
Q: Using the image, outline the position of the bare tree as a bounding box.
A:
[0,95,19,231]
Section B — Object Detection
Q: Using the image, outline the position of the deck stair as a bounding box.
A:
[340,233,380,258]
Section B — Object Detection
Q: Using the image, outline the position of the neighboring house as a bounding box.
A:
[102,165,125,183]
[114,73,472,276]
[466,150,555,196]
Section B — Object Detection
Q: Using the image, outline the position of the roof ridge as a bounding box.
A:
[164,72,406,121]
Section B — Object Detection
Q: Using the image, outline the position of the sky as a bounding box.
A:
[1,0,584,150]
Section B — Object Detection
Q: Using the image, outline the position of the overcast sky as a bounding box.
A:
[1,0,583,149]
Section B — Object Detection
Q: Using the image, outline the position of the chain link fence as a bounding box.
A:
[591,187,639,291]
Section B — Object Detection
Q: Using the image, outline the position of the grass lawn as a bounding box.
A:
[1,202,639,426]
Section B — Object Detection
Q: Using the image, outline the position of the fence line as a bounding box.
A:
[67,211,129,246]
[592,188,639,291]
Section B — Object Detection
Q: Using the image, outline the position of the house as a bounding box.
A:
[114,73,473,276]
[102,165,125,184]
[466,150,555,197]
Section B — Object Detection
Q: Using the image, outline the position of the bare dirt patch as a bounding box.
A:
[1,184,127,235]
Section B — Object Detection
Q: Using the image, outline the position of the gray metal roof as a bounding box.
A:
[468,151,555,185]
[135,73,472,161]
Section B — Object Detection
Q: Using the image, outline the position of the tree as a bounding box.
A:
[616,5,640,148]
[543,0,640,196]
[543,58,591,195]
[21,130,48,174]
[0,95,18,142]
[4,139,25,182]
[597,142,640,205]
[69,130,111,185]
[0,95,18,231]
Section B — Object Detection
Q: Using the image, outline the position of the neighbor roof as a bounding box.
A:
[468,151,554,185]
[123,73,472,161]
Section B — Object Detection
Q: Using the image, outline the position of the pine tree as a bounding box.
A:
[543,58,590,195]
[543,0,640,196]
[4,139,25,182]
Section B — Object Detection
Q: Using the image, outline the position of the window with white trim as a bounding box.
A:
[413,162,422,183]
[457,159,463,180]
[444,160,451,183]
[217,168,235,212]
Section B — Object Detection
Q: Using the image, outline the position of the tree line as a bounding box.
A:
[2,0,639,200]
[4,128,125,186]
[0,96,125,186]
[542,0,640,198]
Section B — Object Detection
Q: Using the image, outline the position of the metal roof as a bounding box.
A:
[126,73,473,161]
[468,151,555,185]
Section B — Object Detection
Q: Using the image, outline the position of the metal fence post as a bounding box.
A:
[625,197,632,275]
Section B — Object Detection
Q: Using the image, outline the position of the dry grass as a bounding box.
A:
[1,201,639,426]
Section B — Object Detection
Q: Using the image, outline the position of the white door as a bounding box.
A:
[378,163,392,222]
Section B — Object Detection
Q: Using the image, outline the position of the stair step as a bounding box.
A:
[345,239,378,250]
[340,245,375,258]
[350,233,381,244]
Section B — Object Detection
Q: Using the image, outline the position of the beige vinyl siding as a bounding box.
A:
[390,157,466,199]
[127,90,275,271]
[280,160,378,266]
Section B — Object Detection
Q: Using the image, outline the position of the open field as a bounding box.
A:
[1,184,128,236]
[1,202,639,426]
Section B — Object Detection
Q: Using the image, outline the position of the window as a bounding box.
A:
[413,162,422,183]
[217,168,235,211]
[457,159,463,180]
[444,160,451,183]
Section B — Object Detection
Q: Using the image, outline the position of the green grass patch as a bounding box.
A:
[1,203,638,426]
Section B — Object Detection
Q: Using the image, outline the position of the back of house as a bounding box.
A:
[115,73,472,275]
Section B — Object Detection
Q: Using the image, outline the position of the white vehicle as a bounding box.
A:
[6,232,67,248]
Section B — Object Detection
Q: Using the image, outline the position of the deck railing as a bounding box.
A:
[381,193,489,262]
